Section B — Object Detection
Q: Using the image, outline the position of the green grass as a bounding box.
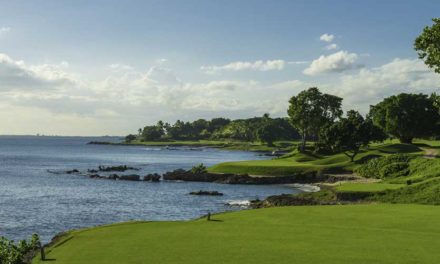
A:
[209,141,432,176]
[335,182,405,192]
[33,204,440,264]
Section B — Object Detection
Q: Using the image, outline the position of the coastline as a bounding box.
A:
[87,140,293,154]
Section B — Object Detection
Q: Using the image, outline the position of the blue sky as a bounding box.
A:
[0,0,439,135]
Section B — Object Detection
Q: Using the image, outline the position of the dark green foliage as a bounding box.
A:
[369,93,440,143]
[355,154,412,178]
[125,134,137,142]
[0,234,40,264]
[255,115,281,146]
[318,110,386,161]
[191,163,207,174]
[414,18,440,73]
[131,116,299,143]
[379,162,409,178]
[287,87,343,151]
[141,126,164,141]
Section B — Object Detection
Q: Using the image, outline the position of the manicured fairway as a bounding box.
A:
[33,204,440,264]
[335,182,405,192]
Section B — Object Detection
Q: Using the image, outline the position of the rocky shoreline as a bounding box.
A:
[50,165,357,185]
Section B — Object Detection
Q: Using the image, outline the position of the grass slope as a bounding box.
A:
[33,204,440,264]
[314,152,440,205]
[335,182,405,192]
[209,141,426,176]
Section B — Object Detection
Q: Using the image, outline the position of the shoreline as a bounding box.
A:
[87,140,293,154]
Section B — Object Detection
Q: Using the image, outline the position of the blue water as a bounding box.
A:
[0,136,299,242]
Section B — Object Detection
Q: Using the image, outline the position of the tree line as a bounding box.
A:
[126,115,300,146]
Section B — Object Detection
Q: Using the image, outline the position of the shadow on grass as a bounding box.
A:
[354,154,382,164]
[208,219,224,222]
[414,143,440,149]
[378,143,422,154]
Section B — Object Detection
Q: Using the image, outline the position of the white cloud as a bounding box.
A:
[201,60,285,74]
[303,50,362,75]
[2,50,439,136]
[0,27,11,36]
[288,60,310,65]
[0,53,76,91]
[108,63,134,71]
[325,43,338,50]
[328,58,440,113]
[156,58,167,64]
[320,33,335,42]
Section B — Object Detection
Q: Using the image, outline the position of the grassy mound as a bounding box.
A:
[330,154,440,204]
[209,141,425,176]
[372,178,440,204]
[33,204,440,264]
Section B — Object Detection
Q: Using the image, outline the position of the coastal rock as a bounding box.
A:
[162,169,327,184]
[107,174,120,180]
[118,174,140,181]
[88,174,102,179]
[66,169,80,174]
[98,165,139,172]
[251,194,335,208]
[189,190,223,196]
[143,173,161,182]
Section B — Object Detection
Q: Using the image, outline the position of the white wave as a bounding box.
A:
[225,200,251,206]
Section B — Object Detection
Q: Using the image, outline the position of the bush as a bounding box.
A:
[379,162,409,178]
[0,234,40,264]
[355,154,412,178]
[125,134,137,142]
[191,163,207,174]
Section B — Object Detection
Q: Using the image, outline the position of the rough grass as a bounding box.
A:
[209,141,430,176]
[335,182,405,192]
[328,153,440,204]
[33,204,440,264]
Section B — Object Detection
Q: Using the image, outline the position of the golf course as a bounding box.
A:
[31,139,440,264]
[32,204,440,264]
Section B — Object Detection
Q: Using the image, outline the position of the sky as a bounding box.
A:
[0,0,439,136]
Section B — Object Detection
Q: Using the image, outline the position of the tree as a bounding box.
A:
[319,110,386,162]
[414,18,440,73]
[208,118,231,132]
[369,93,439,144]
[125,134,137,142]
[256,119,278,146]
[141,125,164,141]
[287,87,343,151]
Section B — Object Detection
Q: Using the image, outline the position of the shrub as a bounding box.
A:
[379,162,409,178]
[191,163,207,174]
[355,154,412,178]
[0,234,40,264]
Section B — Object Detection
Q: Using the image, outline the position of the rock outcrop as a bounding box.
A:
[189,190,223,196]
[162,169,327,184]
